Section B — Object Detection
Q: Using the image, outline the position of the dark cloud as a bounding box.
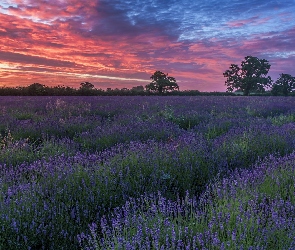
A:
[0,51,76,68]
[82,0,182,40]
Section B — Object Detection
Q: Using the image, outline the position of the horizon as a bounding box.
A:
[0,0,294,92]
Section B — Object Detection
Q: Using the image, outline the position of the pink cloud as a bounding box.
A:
[226,16,271,28]
[0,1,294,92]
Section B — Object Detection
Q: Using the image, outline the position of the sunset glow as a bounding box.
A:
[0,0,294,91]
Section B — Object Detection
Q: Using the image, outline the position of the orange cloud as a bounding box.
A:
[0,0,294,92]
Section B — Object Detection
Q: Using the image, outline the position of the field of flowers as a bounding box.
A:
[1,96,295,249]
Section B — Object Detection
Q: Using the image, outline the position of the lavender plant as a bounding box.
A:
[1,96,295,249]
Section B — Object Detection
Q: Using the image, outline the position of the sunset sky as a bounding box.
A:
[0,0,294,91]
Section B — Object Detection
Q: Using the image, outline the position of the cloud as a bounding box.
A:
[0,0,294,91]
[0,51,75,67]
[226,16,272,28]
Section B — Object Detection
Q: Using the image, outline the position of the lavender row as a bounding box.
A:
[79,152,295,249]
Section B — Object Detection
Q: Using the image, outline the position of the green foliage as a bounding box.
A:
[170,115,203,130]
[158,105,204,130]
[223,56,272,95]
[205,122,231,139]
[12,111,35,120]
[218,129,291,170]
[269,113,295,126]
[271,73,295,96]
[0,134,76,166]
[145,71,179,94]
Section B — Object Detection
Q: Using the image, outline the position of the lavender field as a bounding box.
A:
[1,96,295,249]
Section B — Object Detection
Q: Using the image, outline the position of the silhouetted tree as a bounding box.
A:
[78,82,96,95]
[27,83,47,95]
[80,82,94,90]
[271,73,295,96]
[223,56,272,95]
[145,71,179,94]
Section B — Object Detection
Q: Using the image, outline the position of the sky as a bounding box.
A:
[0,0,294,91]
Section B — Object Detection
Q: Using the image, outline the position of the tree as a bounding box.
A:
[78,82,95,95]
[223,56,272,96]
[271,73,295,96]
[145,71,179,94]
[80,82,94,90]
[27,83,47,95]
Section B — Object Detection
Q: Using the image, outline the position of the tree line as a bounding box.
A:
[0,82,233,96]
[0,57,294,96]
